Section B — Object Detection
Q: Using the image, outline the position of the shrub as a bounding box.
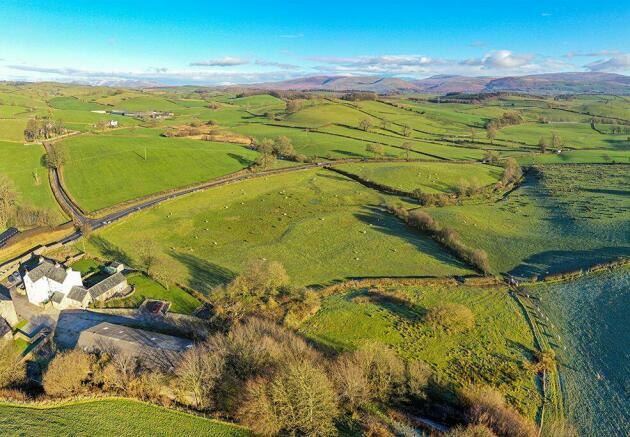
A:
[447,424,497,437]
[426,303,475,333]
[43,350,95,397]
[176,342,226,409]
[0,340,24,388]
[460,385,537,437]
[351,342,405,402]
[238,360,338,436]
[405,360,432,400]
[408,210,437,231]
[331,355,371,411]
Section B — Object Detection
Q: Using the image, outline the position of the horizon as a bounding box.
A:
[1,0,628,86]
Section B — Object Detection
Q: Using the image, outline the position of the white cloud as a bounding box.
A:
[189,57,248,67]
[584,54,630,72]
[4,63,303,86]
[460,50,534,69]
[309,55,445,75]
[254,60,300,70]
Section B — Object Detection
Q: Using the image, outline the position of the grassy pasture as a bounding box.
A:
[286,102,379,128]
[0,141,66,227]
[517,149,630,164]
[300,283,540,416]
[59,133,259,212]
[87,170,472,291]
[336,162,502,193]
[48,96,108,111]
[497,122,626,149]
[0,399,250,436]
[0,118,28,142]
[427,164,629,276]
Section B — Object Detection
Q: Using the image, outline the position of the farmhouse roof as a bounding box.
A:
[50,291,65,304]
[24,260,67,284]
[88,272,126,300]
[66,286,89,302]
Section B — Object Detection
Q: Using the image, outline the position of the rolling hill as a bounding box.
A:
[245,72,630,95]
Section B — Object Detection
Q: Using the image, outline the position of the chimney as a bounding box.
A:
[38,256,44,264]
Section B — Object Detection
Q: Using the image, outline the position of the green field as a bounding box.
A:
[0,399,250,436]
[496,122,627,150]
[0,140,66,228]
[336,161,502,193]
[59,131,259,211]
[427,164,629,276]
[87,169,472,291]
[300,283,540,416]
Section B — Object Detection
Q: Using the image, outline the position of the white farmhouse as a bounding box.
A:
[22,258,83,305]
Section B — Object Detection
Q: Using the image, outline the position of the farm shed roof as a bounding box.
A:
[88,272,126,300]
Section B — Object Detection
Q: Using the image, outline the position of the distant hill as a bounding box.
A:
[246,72,630,95]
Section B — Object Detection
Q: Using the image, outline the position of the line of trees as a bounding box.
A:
[24,117,66,142]
[388,205,491,274]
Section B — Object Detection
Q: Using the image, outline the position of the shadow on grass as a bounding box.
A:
[508,246,630,279]
[89,236,133,266]
[331,149,364,158]
[170,252,236,296]
[354,205,471,272]
[347,288,425,322]
[227,152,255,167]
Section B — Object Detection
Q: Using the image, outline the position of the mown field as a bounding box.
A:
[0,399,250,436]
[86,169,473,291]
[300,283,540,417]
[427,164,629,276]
[58,130,259,212]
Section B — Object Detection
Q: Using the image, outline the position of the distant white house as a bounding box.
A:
[22,258,83,305]
[108,120,119,128]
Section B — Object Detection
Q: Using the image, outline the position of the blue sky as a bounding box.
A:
[0,0,628,85]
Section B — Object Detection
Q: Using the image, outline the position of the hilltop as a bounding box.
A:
[246,72,630,95]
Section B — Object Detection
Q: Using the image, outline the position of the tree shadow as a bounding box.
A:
[353,205,471,271]
[331,149,364,157]
[227,152,255,167]
[347,288,425,322]
[508,246,630,280]
[90,236,133,266]
[170,251,236,296]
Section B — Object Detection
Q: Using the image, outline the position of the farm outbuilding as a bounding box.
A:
[77,322,192,370]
